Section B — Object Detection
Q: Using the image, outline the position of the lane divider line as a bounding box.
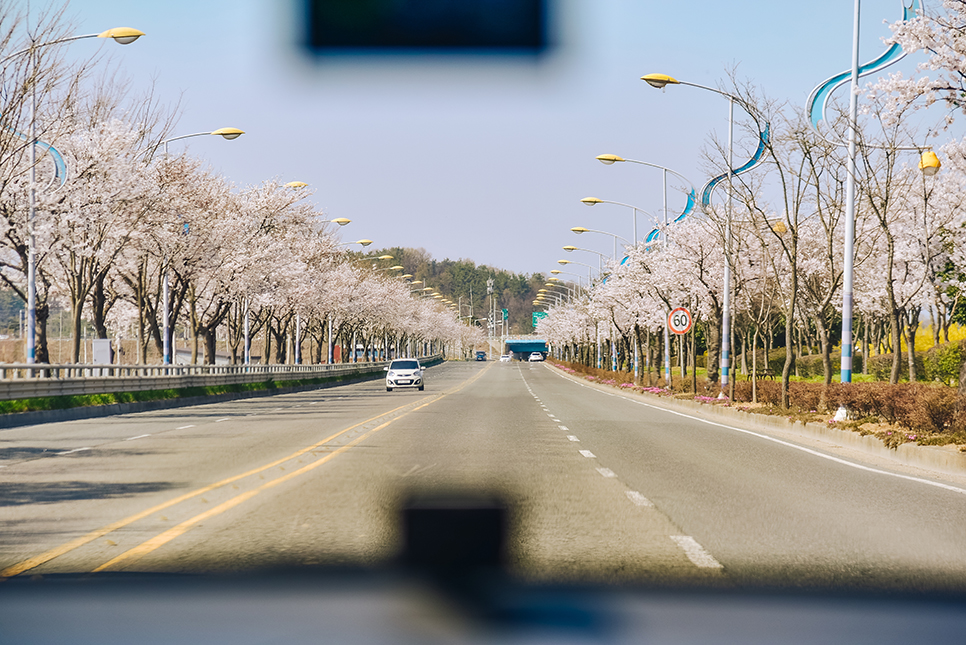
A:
[90,362,491,573]
[567,436,580,442]
[125,434,151,442]
[596,467,617,478]
[579,450,596,459]
[0,397,429,580]
[176,425,195,430]
[671,535,723,569]
[548,367,966,497]
[626,491,655,507]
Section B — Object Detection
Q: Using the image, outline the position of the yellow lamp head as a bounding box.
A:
[563,246,578,252]
[595,154,624,165]
[581,197,602,206]
[557,259,570,265]
[356,239,373,247]
[919,150,941,176]
[641,73,680,89]
[97,27,144,45]
[330,218,351,226]
[211,127,244,140]
[550,270,562,274]
[571,227,589,234]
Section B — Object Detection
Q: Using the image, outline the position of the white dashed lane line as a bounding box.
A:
[534,366,726,573]
[215,418,229,423]
[124,434,151,441]
[671,535,723,569]
[176,425,196,430]
[626,491,655,507]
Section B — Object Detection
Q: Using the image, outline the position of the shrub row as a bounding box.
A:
[746,341,964,385]
[552,359,965,438]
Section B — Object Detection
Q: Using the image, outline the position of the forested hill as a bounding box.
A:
[362,247,548,335]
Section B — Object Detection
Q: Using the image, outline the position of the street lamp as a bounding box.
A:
[642,72,760,396]
[160,128,247,365]
[563,245,607,273]
[557,258,596,283]
[550,269,585,293]
[580,196,654,245]
[337,239,374,248]
[161,128,245,156]
[570,226,630,260]
[594,155,697,243]
[7,27,145,364]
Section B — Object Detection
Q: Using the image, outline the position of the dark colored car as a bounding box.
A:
[475,351,487,361]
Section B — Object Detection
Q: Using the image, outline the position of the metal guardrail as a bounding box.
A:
[0,355,443,401]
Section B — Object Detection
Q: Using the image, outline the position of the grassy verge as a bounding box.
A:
[549,359,966,452]
[0,371,379,416]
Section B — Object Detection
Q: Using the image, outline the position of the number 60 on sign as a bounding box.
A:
[668,307,693,335]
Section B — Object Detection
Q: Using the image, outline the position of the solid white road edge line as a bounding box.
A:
[671,535,723,569]
[549,368,966,497]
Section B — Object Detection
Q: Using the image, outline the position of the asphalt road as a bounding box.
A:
[2,360,965,590]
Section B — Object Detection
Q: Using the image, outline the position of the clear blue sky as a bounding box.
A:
[34,0,930,276]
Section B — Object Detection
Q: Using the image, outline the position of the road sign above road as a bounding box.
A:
[668,307,693,335]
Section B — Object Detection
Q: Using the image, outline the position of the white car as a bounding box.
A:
[499,354,511,362]
[528,352,545,362]
[384,359,423,391]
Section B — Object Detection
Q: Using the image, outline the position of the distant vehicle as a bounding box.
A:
[384,359,423,391]
[528,352,545,362]
[499,354,511,362]
[475,351,487,361]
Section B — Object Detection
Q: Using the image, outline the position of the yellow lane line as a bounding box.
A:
[0,397,429,580]
[92,364,489,572]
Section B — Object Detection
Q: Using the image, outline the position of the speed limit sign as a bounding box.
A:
[668,307,693,335]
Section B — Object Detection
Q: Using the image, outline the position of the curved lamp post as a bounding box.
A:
[580,196,654,245]
[162,128,244,156]
[162,128,247,365]
[337,239,374,248]
[563,245,607,273]
[571,226,630,260]
[557,258,596,283]
[642,73,764,396]
[7,27,145,364]
[594,155,697,243]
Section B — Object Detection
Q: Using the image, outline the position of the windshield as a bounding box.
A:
[2,0,966,607]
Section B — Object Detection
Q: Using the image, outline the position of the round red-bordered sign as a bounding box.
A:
[667,307,693,335]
